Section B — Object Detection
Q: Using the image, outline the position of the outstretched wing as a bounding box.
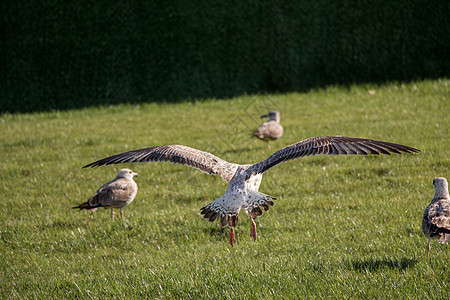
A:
[245,136,420,178]
[83,145,239,182]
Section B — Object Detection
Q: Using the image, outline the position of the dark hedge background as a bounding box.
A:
[1,0,448,113]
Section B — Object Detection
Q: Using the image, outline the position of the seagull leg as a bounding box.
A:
[427,239,431,258]
[230,227,235,246]
[111,208,115,220]
[250,218,257,241]
[120,208,123,219]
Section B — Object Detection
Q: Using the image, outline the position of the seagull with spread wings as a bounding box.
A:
[84,136,419,245]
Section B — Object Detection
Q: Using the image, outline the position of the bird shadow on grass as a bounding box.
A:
[349,257,418,272]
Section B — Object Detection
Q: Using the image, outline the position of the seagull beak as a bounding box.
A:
[260,114,268,119]
[133,172,138,177]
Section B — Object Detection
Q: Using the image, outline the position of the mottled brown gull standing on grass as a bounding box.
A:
[422,177,450,257]
[252,111,283,146]
[73,168,138,220]
[83,136,419,245]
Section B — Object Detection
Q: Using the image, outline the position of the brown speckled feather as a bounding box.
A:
[422,177,450,252]
[422,200,450,243]
[73,169,138,213]
[253,121,283,141]
[87,178,137,208]
[84,145,239,182]
[245,136,420,179]
[253,111,283,141]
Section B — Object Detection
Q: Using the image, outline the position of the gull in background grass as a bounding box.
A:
[83,136,419,246]
[73,168,138,220]
[422,177,450,257]
[252,111,283,147]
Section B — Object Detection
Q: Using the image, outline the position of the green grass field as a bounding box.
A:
[1,79,449,299]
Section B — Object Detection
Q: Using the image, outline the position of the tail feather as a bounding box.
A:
[438,230,450,244]
[220,215,228,227]
[247,191,276,219]
[200,195,241,227]
[227,215,239,227]
[72,201,100,211]
[200,192,277,226]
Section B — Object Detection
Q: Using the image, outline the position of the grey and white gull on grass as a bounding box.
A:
[83,136,419,245]
[252,111,283,146]
[422,177,450,257]
[73,168,138,220]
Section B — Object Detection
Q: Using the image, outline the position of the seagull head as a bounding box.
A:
[433,177,448,197]
[117,168,138,179]
[261,111,280,122]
